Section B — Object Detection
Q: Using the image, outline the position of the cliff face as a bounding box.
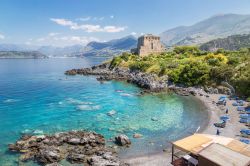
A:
[200,34,250,51]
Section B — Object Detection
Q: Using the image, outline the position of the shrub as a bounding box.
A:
[204,53,228,66]
[120,52,131,61]
[168,61,210,86]
[173,46,200,55]
[109,56,123,69]
[129,61,152,72]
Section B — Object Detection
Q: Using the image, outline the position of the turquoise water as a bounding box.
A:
[0,58,208,165]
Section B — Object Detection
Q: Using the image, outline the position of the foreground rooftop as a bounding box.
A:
[172,134,250,166]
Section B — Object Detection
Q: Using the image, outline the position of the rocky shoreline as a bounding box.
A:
[65,62,232,96]
[8,131,129,166]
[65,63,168,92]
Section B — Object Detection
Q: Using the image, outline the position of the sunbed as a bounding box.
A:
[240,139,250,144]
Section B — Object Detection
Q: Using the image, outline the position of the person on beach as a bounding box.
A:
[216,129,220,135]
[226,108,229,114]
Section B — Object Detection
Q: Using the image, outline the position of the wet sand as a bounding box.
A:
[122,90,249,166]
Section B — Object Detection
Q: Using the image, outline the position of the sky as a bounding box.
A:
[0,0,250,47]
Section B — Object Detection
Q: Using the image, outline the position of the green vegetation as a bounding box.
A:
[110,46,250,98]
[200,34,250,51]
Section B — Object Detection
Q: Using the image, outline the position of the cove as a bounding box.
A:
[0,58,208,165]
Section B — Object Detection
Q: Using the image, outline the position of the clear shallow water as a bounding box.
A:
[0,58,208,165]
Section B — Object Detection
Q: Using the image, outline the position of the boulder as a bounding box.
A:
[68,138,81,145]
[67,153,86,163]
[37,148,61,164]
[115,134,131,146]
[217,86,232,95]
[88,154,120,166]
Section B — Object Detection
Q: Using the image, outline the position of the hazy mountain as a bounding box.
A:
[160,14,250,46]
[0,51,48,59]
[38,45,84,57]
[0,44,39,51]
[200,33,250,51]
[0,35,137,57]
[77,35,137,57]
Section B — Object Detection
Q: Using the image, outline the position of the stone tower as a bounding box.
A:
[131,34,165,56]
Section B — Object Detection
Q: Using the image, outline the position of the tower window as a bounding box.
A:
[151,43,153,49]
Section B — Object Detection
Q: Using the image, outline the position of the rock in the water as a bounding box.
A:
[115,134,131,146]
[65,69,77,75]
[8,131,123,165]
[107,110,117,116]
[151,117,158,121]
[133,133,143,138]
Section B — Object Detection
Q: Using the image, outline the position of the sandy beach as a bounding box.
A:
[122,91,249,165]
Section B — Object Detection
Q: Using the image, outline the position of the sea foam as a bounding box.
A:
[76,105,101,111]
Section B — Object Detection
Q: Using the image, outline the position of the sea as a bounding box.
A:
[0,57,208,165]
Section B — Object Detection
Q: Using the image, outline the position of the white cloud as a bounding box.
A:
[110,15,114,19]
[33,33,99,46]
[50,18,75,26]
[131,32,137,36]
[50,18,126,33]
[0,33,5,39]
[103,26,127,33]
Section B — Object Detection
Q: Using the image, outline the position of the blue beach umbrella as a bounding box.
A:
[240,129,250,135]
[240,139,250,144]
[220,115,229,121]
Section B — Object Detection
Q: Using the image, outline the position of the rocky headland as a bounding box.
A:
[8,131,129,166]
[65,62,232,96]
[65,62,168,92]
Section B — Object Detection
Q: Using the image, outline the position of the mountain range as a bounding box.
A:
[0,51,47,59]
[0,35,137,58]
[200,33,250,51]
[1,14,250,58]
[160,14,250,46]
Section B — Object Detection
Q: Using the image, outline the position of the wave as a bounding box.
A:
[120,93,134,97]
[115,90,124,93]
[66,98,93,105]
[2,99,19,103]
[33,129,44,135]
[76,105,101,111]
